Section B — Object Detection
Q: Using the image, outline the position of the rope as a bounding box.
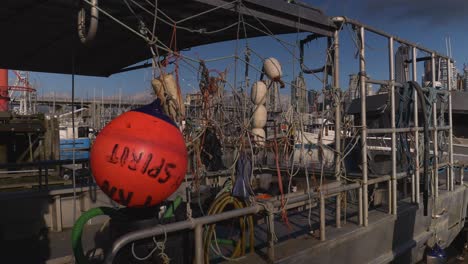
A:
[130,227,170,263]
[203,193,254,263]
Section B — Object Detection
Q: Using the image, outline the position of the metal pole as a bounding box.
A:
[368,126,449,134]
[431,53,438,198]
[462,166,465,184]
[344,191,347,224]
[359,26,369,226]
[333,29,342,229]
[334,29,341,181]
[389,37,397,215]
[358,187,363,226]
[336,193,341,228]
[320,194,326,241]
[195,225,203,264]
[413,47,420,204]
[387,180,392,213]
[447,59,454,190]
[267,209,275,261]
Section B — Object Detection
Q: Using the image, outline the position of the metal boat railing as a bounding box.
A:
[0,159,89,189]
[104,17,457,264]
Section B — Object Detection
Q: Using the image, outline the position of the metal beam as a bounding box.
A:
[195,0,335,36]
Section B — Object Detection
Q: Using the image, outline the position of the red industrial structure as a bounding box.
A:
[0,69,36,113]
[0,69,8,111]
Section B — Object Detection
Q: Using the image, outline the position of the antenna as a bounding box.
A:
[448,36,453,58]
[445,37,449,56]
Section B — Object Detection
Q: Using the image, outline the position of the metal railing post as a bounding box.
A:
[336,193,341,228]
[320,194,326,240]
[431,53,438,198]
[267,209,275,261]
[334,29,341,180]
[195,224,204,264]
[387,180,392,213]
[333,29,342,229]
[359,26,369,226]
[462,166,465,184]
[447,59,454,190]
[412,47,420,203]
[389,37,397,215]
[358,186,363,226]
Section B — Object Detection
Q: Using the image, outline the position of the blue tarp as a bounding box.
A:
[60,138,90,160]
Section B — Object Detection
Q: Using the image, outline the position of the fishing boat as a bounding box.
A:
[0,1,466,264]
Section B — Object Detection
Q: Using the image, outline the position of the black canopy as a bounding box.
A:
[0,0,335,77]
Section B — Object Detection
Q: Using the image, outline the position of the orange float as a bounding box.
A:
[90,100,187,207]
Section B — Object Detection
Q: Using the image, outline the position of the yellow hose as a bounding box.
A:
[203,192,255,263]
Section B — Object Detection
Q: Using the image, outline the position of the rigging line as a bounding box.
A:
[151,0,158,38]
[239,1,299,51]
[242,21,325,82]
[129,0,236,34]
[122,0,139,19]
[242,21,296,48]
[128,0,193,33]
[154,7,176,24]
[237,56,321,89]
[152,41,200,65]
[346,24,367,62]
[239,9,249,41]
[234,1,242,121]
[204,55,237,63]
[82,0,149,41]
[176,0,240,24]
[141,0,176,23]
[155,35,231,71]
[202,22,240,34]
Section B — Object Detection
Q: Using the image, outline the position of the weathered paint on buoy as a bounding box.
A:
[90,100,187,207]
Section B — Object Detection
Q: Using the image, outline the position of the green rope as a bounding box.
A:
[71,207,121,264]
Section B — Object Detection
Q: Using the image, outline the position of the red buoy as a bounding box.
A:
[90,100,187,207]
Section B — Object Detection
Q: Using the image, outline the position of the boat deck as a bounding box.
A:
[0,172,466,264]
[226,186,467,264]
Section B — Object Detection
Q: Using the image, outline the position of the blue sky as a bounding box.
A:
[14,0,468,98]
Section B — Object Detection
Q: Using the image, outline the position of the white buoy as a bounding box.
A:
[157,74,185,115]
[252,104,267,128]
[251,81,267,105]
[160,74,178,101]
[263,57,282,80]
[151,78,166,104]
[252,128,266,146]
